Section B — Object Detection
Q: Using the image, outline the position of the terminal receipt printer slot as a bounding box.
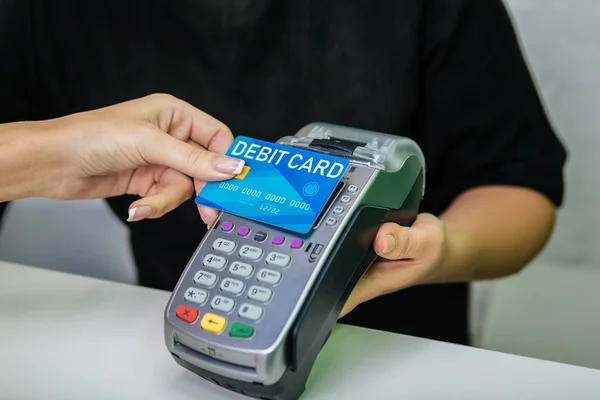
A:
[164,123,426,399]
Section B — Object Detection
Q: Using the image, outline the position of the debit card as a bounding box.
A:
[195,136,350,234]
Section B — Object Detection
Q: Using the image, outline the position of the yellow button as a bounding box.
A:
[201,313,226,333]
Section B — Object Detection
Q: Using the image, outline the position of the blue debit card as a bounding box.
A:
[195,136,350,234]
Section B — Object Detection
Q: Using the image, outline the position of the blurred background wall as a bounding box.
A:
[1,0,599,369]
[478,0,600,369]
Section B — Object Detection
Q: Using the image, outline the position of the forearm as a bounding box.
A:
[424,185,557,283]
[0,121,63,202]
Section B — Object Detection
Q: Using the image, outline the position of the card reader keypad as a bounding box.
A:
[178,217,332,344]
[177,225,301,338]
[177,226,304,336]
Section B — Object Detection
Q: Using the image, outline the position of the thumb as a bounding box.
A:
[374,214,441,260]
[138,129,244,181]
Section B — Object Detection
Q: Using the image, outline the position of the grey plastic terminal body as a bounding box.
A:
[284,122,425,192]
[164,122,425,390]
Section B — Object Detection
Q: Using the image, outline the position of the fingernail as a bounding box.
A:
[383,234,395,253]
[214,156,245,175]
[127,205,153,222]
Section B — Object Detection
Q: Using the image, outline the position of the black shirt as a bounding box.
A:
[0,0,566,345]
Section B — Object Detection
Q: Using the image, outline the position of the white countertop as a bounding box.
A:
[1,261,599,399]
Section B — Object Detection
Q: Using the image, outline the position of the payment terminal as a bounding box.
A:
[164,123,426,399]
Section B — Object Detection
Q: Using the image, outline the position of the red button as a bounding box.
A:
[176,305,198,323]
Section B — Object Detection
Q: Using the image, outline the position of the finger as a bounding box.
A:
[137,93,234,154]
[339,256,423,319]
[194,178,206,196]
[126,168,194,221]
[138,129,245,182]
[339,268,386,318]
[374,214,441,260]
[186,140,221,225]
[193,177,222,227]
[340,280,372,318]
[199,205,220,227]
[177,103,234,154]
[373,222,421,260]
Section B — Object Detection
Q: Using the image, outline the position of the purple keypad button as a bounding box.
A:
[221,221,234,232]
[272,235,285,245]
[237,226,250,237]
[290,239,303,249]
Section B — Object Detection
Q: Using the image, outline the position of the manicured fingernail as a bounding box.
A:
[127,205,153,222]
[214,156,245,175]
[383,234,395,253]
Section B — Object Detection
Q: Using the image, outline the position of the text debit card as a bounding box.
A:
[195,136,350,234]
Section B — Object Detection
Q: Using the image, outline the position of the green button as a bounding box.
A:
[229,322,254,338]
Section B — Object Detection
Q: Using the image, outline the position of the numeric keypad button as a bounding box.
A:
[202,254,226,270]
[220,278,245,295]
[211,295,235,313]
[238,303,264,321]
[266,252,291,267]
[247,286,273,303]
[193,270,218,287]
[239,245,263,260]
[229,261,254,278]
[184,287,208,305]
[257,268,282,285]
[212,238,236,254]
